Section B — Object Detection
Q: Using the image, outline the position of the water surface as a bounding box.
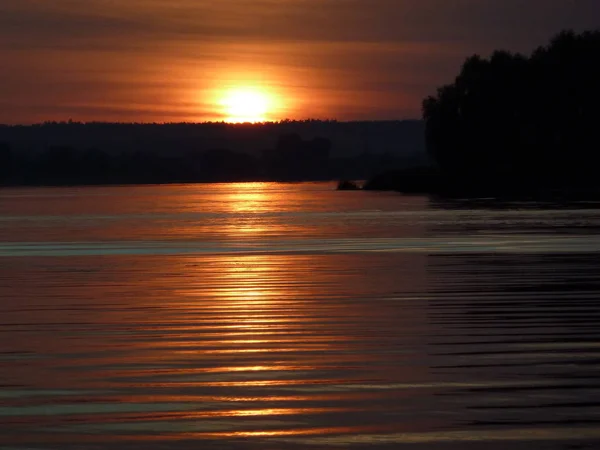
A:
[1,183,599,449]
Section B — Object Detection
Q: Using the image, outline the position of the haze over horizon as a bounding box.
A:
[1,0,598,125]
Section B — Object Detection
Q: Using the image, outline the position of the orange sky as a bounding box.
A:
[0,0,598,124]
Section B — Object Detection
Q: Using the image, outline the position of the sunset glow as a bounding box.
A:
[0,1,596,124]
[220,87,278,123]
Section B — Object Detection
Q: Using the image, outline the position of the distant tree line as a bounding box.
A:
[0,120,425,160]
[0,134,410,186]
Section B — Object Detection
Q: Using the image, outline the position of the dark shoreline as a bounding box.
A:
[360,169,600,202]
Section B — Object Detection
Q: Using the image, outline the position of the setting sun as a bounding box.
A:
[220,87,276,123]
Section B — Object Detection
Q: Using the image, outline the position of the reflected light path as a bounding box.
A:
[0,247,430,446]
[2,184,600,449]
[222,183,275,237]
[225,183,273,213]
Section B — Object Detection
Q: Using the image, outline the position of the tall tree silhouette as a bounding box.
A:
[423,30,600,192]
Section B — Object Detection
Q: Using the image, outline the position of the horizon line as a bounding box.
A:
[0,118,423,127]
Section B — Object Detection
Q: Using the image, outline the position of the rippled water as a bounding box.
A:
[1,183,600,449]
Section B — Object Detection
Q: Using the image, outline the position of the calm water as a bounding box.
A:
[1,182,600,449]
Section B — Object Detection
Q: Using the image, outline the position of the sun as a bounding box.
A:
[220,87,274,123]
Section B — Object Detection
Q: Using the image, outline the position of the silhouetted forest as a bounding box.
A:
[370,30,600,197]
[0,133,421,186]
[0,120,426,186]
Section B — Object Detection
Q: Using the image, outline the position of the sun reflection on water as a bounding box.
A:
[220,183,286,237]
[224,183,274,213]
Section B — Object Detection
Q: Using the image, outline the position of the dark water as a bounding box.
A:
[1,183,599,449]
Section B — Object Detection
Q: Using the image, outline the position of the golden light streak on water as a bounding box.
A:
[1,183,600,449]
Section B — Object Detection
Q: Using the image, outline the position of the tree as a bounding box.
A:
[423,30,600,192]
[0,142,13,183]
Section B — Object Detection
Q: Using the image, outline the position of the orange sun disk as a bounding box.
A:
[219,87,278,123]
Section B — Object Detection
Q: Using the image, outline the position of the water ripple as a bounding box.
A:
[1,183,600,449]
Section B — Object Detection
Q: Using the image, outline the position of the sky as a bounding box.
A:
[0,0,598,124]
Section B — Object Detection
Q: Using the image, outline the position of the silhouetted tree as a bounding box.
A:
[423,29,600,194]
[80,148,112,182]
[198,149,260,181]
[262,134,332,180]
[0,142,13,184]
[38,146,80,184]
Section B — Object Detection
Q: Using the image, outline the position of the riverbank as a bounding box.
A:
[363,168,600,200]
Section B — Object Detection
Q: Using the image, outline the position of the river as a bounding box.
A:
[0,182,599,449]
